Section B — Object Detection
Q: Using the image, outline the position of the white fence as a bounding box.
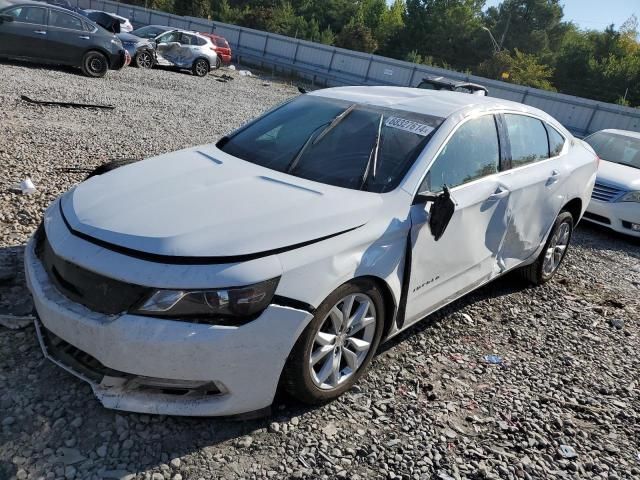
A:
[76,0,640,137]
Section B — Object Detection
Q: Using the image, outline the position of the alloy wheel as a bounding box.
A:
[137,52,153,68]
[542,220,571,276]
[88,57,106,75]
[195,60,208,76]
[309,293,376,390]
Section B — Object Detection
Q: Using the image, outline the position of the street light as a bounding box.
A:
[482,26,501,54]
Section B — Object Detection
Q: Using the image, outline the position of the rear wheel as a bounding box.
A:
[81,51,109,78]
[134,50,154,69]
[192,58,209,77]
[215,56,222,69]
[283,280,384,404]
[519,211,574,285]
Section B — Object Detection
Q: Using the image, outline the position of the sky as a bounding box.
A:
[483,0,638,32]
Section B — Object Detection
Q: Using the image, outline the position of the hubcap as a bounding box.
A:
[309,293,376,390]
[89,57,104,73]
[196,61,207,76]
[139,52,152,68]
[543,221,571,276]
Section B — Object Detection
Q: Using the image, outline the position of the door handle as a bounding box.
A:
[546,170,561,186]
[78,35,90,40]
[33,30,46,35]
[487,189,509,201]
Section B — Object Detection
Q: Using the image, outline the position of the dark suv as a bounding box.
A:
[0,0,127,77]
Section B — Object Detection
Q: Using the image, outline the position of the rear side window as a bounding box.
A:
[422,115,500,192]
[504,114,549,167]
[546,124,565,157]
[6,6,46,24]
[49,10,84,30]
[215,38,228,48]
[196,37,207,46]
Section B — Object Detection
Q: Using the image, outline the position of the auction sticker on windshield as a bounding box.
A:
[385,116,435,136]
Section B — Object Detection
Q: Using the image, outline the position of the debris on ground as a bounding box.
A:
[238,70,253,77]
[19,176,36,194]
[559,444,578,459]
[483,354,503,365]
[21,94,115,110]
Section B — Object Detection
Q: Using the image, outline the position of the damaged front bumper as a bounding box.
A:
[25,238,313,416]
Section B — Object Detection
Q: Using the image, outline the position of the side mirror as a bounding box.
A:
[415,185,455,241]
[0,13,14,23]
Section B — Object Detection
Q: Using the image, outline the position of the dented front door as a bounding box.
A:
[155,31,196,68]
[403,114,509,326]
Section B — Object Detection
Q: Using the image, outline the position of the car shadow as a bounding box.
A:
[0,57,84,77]
[573,221,640,256]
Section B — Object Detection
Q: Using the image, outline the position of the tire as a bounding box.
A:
[192,58,209,77]
[519,211,574,285]
[134,50,154,69]
[283,279,385,405]
[85,159,139,180]
[81,51,109,78]
[215,56,222,69]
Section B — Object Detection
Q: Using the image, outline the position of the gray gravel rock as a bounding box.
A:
[1,61,640,480]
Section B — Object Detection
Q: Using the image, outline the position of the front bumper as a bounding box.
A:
[25,238,313,416]
[584,199,640,238]
[108,49,128,70]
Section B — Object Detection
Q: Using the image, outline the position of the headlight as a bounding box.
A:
[110,38,122,46]
[618,191,640,203]
[131,278,279,325]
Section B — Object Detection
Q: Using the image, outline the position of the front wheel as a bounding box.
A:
[134,50,154,69]
[519,211,574,285]
[192,58,209,77]
[283,280,384,404]
[81,51,109,78]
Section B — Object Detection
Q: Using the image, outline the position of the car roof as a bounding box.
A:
[421,74,488,92]
[310,86,553,122]
[1,0,83,14]
[597,129,640,140]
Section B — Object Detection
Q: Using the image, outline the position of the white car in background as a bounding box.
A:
[84,9,132,32]
[583,129,640,237]
[25,87,597,417]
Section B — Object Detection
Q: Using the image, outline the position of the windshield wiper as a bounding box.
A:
[312,103,357,145]
[361,114,384,189]
[286,103,357,173]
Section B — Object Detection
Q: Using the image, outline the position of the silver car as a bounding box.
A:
[154,28,217,77]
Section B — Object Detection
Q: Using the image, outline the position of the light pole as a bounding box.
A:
[482,26,501,54]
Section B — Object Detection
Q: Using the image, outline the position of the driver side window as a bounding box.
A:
[421,115,500,193]
[157,31,179,43]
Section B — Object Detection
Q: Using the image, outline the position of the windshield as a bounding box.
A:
[217,95,443,192]
[585,131,640,170]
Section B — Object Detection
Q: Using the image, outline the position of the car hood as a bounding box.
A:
[117,32,147,43]
[60,146,383,259]
[597,159,640,190]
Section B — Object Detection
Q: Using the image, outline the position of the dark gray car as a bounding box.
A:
[0,0,127,77]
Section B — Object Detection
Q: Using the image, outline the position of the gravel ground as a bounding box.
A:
[1,60,639,480]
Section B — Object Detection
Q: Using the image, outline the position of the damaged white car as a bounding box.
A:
[26,87,598,416]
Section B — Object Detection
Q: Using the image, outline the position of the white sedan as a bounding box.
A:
[84,9,133,32]
[25,87,597,416]
[583,129,640,237]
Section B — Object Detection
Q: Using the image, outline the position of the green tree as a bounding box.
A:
[335,17,378,53]
[478,49,556,90]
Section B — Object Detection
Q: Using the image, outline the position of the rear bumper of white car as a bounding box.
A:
[25,238,313,416]
[584,199,640,237]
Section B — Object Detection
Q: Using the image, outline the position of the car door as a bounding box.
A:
[46,9,92,64]
[0,6,48,59]
[155,30,183,66]
[403,114,510,326]
[493,114,569,271]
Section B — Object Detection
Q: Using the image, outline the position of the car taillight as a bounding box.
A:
[210,46,217,52]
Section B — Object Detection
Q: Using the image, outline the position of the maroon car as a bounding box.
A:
[198,32,231,68]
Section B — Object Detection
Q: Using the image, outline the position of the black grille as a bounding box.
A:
[36,232,152,315]
[583,212,611,225]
